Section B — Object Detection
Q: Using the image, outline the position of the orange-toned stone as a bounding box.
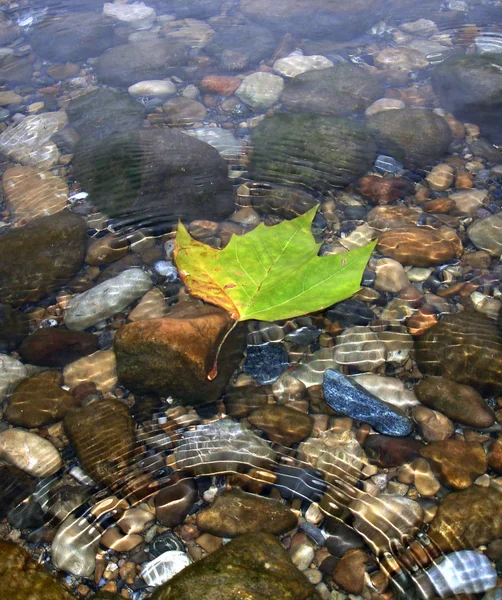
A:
[359,175,414,204]
[422,197,456,214]
[455,169,473,189]
[407,305,437,336]
[333,549,370,594]
[200,75,241,96]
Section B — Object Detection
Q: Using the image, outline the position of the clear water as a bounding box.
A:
[0,1,502,599]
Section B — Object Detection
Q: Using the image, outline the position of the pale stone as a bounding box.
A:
[52,515,100,577]
[468,212,502,256]
[399,19,439,37]
[334,326,386,372]
[236,72,284,110]
[163,18,215,48]
[128,80,176,97]
[0,91,22,106]
[374,46,429,71]
[0,428,62,477]
[0,354,27,402]
[63,349,117,394]
[103,2,156,29]
[354,374,419,410]
[64,268,153,331]
[141,551,191,586]
[273,53,333,78]
[374,257,409,292]
[185,126,243,159]
[128,287,169,321]
[365,98,405,117]
[450,189,489,215]
[426,164,454,192]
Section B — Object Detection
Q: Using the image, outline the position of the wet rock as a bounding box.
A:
[0,304,29,353]
[412,405,455,442]
[129,79,176,98]
[450,189,489,216]
[428,485,502,551]
[426,163,455,192]
[4,370,79,429]
[323,369,413,436]
[0,464,37,518]
[162,18,215,49]
[163,97,207,126]
[52,515,100,577]
[142,551,191,587]
[205,18,276,72]
[415,377,495,428]
[333,548,369,595]
[275,464,326,503]
[248,404,313,446]
[0,111,67,170]
[114,302,246,405]
[365,98,405,117]
[64,268,153,331]
[0,56,33,84]
[415,311,502,395]
[0,355,27,402]
[237,182,318,219]
[354,373,417,410]
[63,349,117,394]
[363,434,423,467]
[30,13,114,62]
[0,210,86,305]
[350,493,423,553]
[174,419,276,476]
[280,64,383,116]
[236,72,284,110]
[468,213,502,257]
[240,0,382,41]
[200,75,241,95]
[2,166,68,225]
[85,234,128,266]
[432,54,502,145]
[197,488,297,537]
[250,113,376,193]
[103,1,156,28]
[367,108,451,168]
[377,226,462,267]
[419,440,487,489]
[0,539,74,599]
[273,53,333,78]
[0,428,62,477]
[151,531,321,599]
[73,128,233,232]
[374,46,428,71]
[325,298,375,327]
[366,205,420,230]
[374,258,409,292]
[128,287,169,321]
[359,175,415,205]
[243,342,289,385]
[95,39,190,87]
[224,385,269,418]
[334,326,386,372]
[63,398,135,487]
[154,475,198,527]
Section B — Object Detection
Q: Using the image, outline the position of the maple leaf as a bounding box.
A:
[174,206,376,323]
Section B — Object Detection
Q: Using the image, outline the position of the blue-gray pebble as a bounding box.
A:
[323,369,413,436]
[243,342,289,384]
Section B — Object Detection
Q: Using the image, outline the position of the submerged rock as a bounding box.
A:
[151,531,321,599]
[0,211,86,305]
[0,305,29,353]
[18,327,98,368]
[468,212,502,257]
[0,428,62,478]
[52,515,100,578]
[0,464,37,519]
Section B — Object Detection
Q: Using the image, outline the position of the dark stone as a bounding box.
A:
[96,254,143,284]
[30,13,114,62]
[366,108,452,168]
[243,343,289,384]
[281,64,384,116]
[325,298,376,327]
[432,54,502,145]
[7,500,44,530]
[0,211,87,305]
[363,435,423,468]
[95,39,190,87]
[0,304,29,352]
[284,326,320,345]
[0,465,36,519]
[150,531,186,557]
[323,369,413,436]
[73,128,233,234]
[66,88,145,140]
[274,464,326,502]
[325,523,365,558]
[224,385,269,418]
[239,182,318,220]
[250,114,376,193]
[240,0,383,41]
[151,531,322,600]
[154,474,197,527]
[18,327,98,367]
[415,311,502,396]
[205,17,276,71]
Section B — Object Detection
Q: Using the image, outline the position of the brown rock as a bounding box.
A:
[488,436,502,474]
[248,404,313,446]
[63,349,117,394]
[114,302,247,405]
[63,398,135,488]
[412,405,455,442]
[359,175,414,204]
[422,197,456,213]
[415,376,495,428]
[428,485,502,551]
[200,75,241,96]
[154,474,198,527]
[47,62,81,79]
[332,549,369,595]
[377,226,462,267]
[419,439,487,489]
[2,166,68,225]
[163,97,207,126]
[363,434,424,468]
[85,233,128,266]
[18,327,98,367]
[366,205,421,230]
[196,489,297,537]
[4,370,79,428]
[224,385,269,418]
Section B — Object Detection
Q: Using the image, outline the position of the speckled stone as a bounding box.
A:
[323,369,413,436]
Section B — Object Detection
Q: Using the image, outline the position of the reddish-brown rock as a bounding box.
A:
[200,75,241,96]
[359,175,414,204]
[18,327,98,367]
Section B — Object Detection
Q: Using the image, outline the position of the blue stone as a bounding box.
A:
[323,369,413,436]
[243,342,288,384]
[374,154,403,174]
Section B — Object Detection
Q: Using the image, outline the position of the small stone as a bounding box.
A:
[363,434,424,468]
[0,354,27,402]
[333,548,369,594]
[420,440,487,489]
[273,54,333,78]
[412,457,441,497]
[248,404,313,446]
[142,551,191,587]
[334,326,386,372]
[103,2,156,29]
[426,164,454,191]
[374,46,429,71]
[85,234,129,266]
[422,197,456,213]
[100,527,143,552]
[365,98,405,117]
[154,475,198,527]
[359,175,415,204]
[374,258,410,292]
[163,97,207,126]
[200,75,241,96]
[52,515,100,577]
[128,80,176,98]
[18,327,98,368]
[290,543,315,571]
[354,374,418,410]
[117,507,155,535]
[236,72,284,109]
[412,404,455,442]
[64,349,117,394]
[243,342,289,384]
[128,287,169,321]
[0,428,62,477]
[366,205,420,230]
[0,91,22,105]
[450,189,489,216]
[323,369,413,436]
[468,213,502,256]
[196,488,297,537]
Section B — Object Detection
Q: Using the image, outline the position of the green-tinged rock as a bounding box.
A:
[366,107,451,168]
[428,485,502,551]
[0,211,87,305]
[63,398,135,488]
[250,113,376,193]
[196,489,298,537]
[0,539,75,600]
[151,532,321,600]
